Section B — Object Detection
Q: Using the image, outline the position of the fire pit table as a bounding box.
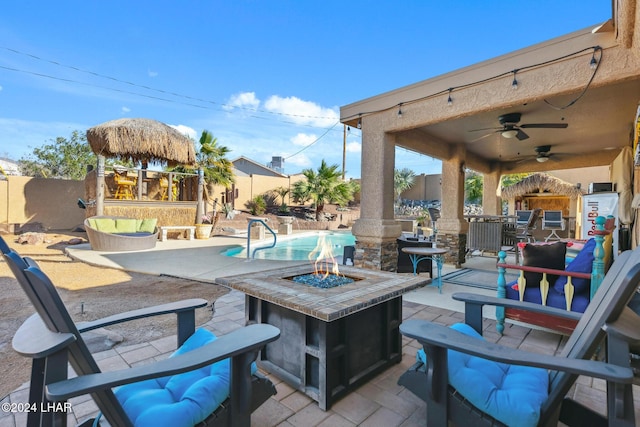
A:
[215,264,427,410]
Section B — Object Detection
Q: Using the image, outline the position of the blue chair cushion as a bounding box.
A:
[115,328,256,427]
[416,323,549,427]
[553,238,595,295]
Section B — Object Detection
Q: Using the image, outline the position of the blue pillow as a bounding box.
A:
[416,323,548,427]
[116,328,256,427]
[553,238,595,295]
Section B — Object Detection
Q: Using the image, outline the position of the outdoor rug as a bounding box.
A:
[440,268,519,291]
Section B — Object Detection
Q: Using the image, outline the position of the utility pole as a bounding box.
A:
[342,124,347,180]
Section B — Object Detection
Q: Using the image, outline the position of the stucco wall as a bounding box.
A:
[0,176,85,231]
[401,174,442,201]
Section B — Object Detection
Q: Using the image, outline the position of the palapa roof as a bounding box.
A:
[500,172,585,199]
[86,118,196,166]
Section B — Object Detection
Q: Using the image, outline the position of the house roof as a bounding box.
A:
[231,156,288,178]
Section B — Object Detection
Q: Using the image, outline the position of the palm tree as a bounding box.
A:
[293,160,354,220]
[196,130,234,189]
[172,130,234,194]
[394,168,416,204]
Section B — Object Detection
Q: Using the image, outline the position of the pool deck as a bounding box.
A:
[3,234,639,425]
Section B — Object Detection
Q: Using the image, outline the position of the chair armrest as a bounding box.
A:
[46,323,280,401]
[76,298,209,332]
[12,314,76,359]
[453,292,582,321]
[400,319,632,383]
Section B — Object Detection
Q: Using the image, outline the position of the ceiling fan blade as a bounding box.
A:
[519,123,568,129]
[468,126,501,132]
[516,129,529,141]
[469,132,496,142]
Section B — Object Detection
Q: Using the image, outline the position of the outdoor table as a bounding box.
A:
[401,247,448,292]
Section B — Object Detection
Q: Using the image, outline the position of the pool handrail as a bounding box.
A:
[246,219,277,260]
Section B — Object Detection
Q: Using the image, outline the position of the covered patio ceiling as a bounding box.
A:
[341,1,640,177]
[410,77,640,173]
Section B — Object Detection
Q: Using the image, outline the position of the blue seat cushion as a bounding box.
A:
[115,328,256,427]
[416,323,549,427]
[553,238,595,295]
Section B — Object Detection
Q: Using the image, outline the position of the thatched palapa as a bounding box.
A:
[86,118,196,166]
[501,172,585,199]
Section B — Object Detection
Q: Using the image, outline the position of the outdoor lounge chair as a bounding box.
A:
[4,244,280,427]
[398,244,640,427]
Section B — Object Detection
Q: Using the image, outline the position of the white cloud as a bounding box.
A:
[0,85,3,92]
[121,106,131,114]
[148,69,158,77]
[169,124,197,140]
[284,153,312,168]
[290,133,317,146]
[263,95,338,127]
[226,91,260,110]
[346,141,361,153]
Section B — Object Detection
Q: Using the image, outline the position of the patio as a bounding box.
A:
[2,236,639,426]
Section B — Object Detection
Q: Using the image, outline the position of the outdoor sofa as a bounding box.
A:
[84,216,158,251]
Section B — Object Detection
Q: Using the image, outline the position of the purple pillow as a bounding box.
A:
[522,242,567,288]
[553,238,595,295]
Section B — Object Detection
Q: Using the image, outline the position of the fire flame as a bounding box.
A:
[308,234,342,278]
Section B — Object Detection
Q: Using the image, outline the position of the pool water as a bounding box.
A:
[221,232,356,261]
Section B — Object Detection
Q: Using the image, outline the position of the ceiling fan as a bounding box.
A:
[469,112,568,141]
[513,145,564,163]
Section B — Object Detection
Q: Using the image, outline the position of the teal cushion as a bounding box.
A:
[139,218,157,233]
[416,323,549,427]
[93,218,117,233]
[115,219,138,234]
[115,328,256,427]
[553,238,595,295]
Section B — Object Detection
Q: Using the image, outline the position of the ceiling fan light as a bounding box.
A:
[536,155,549,163]
[502,129,518,138]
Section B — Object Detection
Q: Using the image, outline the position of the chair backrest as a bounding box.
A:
[527,208,541,229]
[539,246,640,424]
[515,210,532,226]
[428,208,440,222]
[0,235,10,255]
[3,250,133,425]
[543,210,564,228]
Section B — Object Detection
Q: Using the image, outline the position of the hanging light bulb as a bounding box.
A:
[357,115,362,129]
[511,70,518,90]
[590,51,598,69]
[447,88,453,106]
[397,103,403,117]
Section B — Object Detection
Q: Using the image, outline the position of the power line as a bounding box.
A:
[0,46,338,121]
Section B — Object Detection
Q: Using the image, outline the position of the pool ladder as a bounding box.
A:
[246,219,277,260]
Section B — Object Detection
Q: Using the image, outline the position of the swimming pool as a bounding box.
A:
[221,232,356,261]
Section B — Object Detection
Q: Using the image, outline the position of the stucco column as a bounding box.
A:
[352,128,401,271]
[438,144,468,266]
[482,171,502,215]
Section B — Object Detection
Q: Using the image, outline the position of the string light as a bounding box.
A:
[346,45,602,121]
[357,115,362,129]
[397,103,403,117]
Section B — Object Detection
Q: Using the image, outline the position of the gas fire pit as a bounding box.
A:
[215,263,427,410]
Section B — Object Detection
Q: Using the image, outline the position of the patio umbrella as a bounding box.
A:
[86,118,196,166]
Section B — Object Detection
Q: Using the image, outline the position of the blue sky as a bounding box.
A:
[0,1,610,178]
